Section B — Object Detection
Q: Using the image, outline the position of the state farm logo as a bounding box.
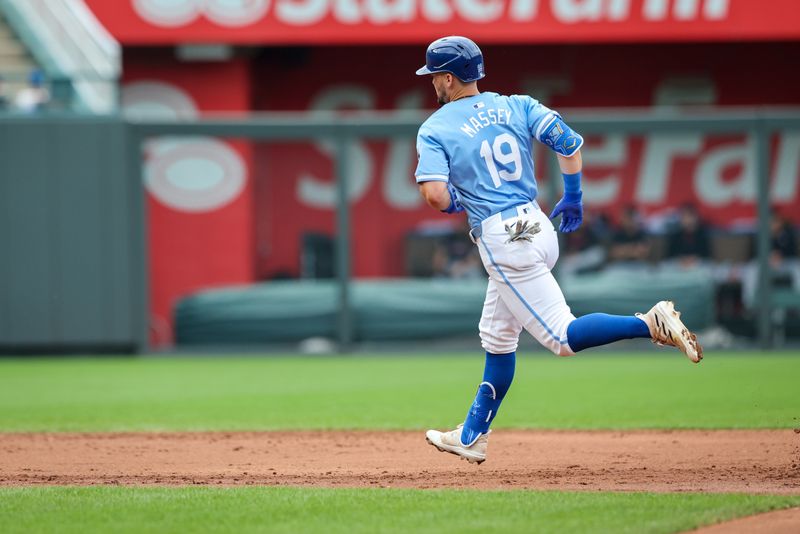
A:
[133,0,269,28]
[133,0,730,27]
[122,81,247,213]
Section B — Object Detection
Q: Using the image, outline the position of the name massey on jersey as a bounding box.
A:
[459,107,512,138]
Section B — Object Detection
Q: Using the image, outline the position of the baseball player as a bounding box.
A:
[416,36,703,465]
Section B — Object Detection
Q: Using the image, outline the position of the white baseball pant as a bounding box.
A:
[472,202,576,356]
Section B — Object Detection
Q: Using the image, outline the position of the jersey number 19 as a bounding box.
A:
[479,133,522,188]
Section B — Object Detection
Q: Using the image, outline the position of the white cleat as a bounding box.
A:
[425,425,488,464]
[637,300,703,363]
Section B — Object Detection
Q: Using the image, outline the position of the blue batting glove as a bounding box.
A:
[441,182,465,214]
[549,191,583,233]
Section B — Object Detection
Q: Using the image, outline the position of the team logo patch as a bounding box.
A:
[547,123,564,146]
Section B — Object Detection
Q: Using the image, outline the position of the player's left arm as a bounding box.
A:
[415,125,464,214]
[419,181,464,214]
[419,181,451,211]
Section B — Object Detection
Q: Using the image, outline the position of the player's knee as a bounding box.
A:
[480,335,518,355]
[543,334,575,357]
[479,321,520,355]
[556,344,575,357]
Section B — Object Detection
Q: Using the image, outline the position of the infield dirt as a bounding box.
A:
[1,429,799,493]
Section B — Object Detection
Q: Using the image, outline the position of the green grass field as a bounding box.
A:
[1,487,798,534]
[1,352,799,533]
[0,352,798,431]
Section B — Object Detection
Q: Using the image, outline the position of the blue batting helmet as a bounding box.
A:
[416,36,485,83]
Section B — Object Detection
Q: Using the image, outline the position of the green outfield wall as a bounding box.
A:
[0,116,145,353]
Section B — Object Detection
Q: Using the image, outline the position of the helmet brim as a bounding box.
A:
[416,65,433,76]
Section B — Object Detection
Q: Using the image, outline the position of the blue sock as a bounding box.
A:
[461,352,515,446]
[566,313,651,353]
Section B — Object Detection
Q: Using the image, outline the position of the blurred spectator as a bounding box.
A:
[561,211,613,275]
[432,219,484,279]
[563,210,612,254]
[14,69,50,113]
[666,203,711,266]
[608,206,650,264]
[771,214,797,263]
[742,212,800,309]
[0,75,9,110]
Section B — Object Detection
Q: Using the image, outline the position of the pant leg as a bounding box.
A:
[491,269,576,356]
[479,278,524,354]
[476,207,576,356]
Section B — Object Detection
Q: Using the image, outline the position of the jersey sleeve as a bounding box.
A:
[513,95,584,157]
[414,126,449,183]
[510,94,555,138]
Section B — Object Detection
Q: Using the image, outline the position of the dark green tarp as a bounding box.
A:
[175,271,715,345]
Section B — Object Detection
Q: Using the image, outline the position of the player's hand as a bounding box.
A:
[549,191,583,233]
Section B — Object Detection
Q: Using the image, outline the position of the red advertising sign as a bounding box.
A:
[248,44,800,279]
[121,42,799,344]
[122,59,255,346]
[85,0,800,45]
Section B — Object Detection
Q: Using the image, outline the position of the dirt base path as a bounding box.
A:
[689,507,800,533]
[2,429,799,493]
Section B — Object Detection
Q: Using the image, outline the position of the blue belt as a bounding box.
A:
[469,203,534,240]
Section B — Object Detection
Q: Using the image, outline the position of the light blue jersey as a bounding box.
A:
[415,92,579,228]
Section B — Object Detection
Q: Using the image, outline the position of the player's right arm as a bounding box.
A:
[515,95,584,232]
[522,97,584,159]
[550,150,584,232]
[556,150,582,175]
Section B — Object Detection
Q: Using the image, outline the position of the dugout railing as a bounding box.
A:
[1,108,799,351]
[126,108,800,351]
